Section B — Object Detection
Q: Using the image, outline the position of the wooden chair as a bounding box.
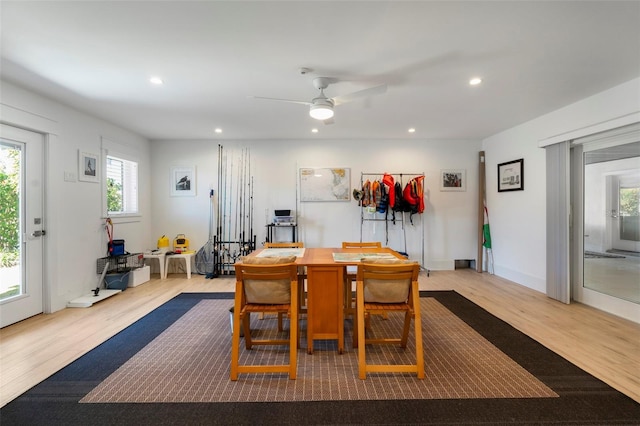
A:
[353,261,424,380]
[263,242,307,326]
[341,241,382,318]
[230,261,299,380]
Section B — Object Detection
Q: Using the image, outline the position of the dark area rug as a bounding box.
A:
[2,291,639,425]
[80,297,555,402]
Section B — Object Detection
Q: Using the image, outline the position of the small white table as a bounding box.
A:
[165,252,196,279]
[143,252,167,279]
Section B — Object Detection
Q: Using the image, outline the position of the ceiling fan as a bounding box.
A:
[251,77,387,124]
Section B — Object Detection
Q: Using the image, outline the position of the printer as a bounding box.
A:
[273,209,295,226]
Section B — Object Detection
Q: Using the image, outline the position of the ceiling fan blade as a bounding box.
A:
[249,96,310,106]
[323,117,335,125]
[331,84,387,106]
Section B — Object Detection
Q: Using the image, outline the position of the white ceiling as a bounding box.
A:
[2,1,639,141]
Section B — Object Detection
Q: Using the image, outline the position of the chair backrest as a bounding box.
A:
[235,262,299,304]
[342,241,382,248]
[357,261,419,303]
[264,242,304,248]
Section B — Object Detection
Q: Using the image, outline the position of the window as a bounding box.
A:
[106,154,138,215]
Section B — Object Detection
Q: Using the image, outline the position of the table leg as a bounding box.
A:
[306,265,344,354]
[143,255,166,279]
[159,256,166,279]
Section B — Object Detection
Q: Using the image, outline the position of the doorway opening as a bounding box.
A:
[582,141,640,304]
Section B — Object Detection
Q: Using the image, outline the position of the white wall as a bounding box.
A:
[1,80,151,312]
[6,74,638,316]
[483,78,640,312]
[150,139,482,271]
[482,121,547,291]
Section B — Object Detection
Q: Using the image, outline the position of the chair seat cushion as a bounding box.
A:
[242,255,297,265]
[364,279,411,303]
[241,255,297,304]
[363,258,418,303]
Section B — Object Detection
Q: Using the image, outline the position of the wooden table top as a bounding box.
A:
[248,247,402,267]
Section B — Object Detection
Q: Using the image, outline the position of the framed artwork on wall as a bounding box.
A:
[440,169,466,192]
[78,151,99,183]
[170,165,196,196]
[299,167,351,202]
[498,159,524,192]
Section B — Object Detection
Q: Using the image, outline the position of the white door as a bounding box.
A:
[0,124,45,328]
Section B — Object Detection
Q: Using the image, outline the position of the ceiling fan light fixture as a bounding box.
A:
[309,99,334,120]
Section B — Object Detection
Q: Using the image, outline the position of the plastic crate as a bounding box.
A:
[97,253,144,274]
[104,271,131,290]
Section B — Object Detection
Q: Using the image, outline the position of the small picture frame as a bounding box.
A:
[440,169,466,192]
[170,165,196,196]
[498,159,524,192]
[78,151,99,183]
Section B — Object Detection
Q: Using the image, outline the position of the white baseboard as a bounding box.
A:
[67,289,121,308]
[426,259,455,271]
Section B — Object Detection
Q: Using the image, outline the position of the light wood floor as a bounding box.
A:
[1,269,639,408]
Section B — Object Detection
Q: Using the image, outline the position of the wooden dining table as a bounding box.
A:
[246,247,404,354]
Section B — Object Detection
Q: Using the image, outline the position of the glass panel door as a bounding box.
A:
[0,141,22,302]
[0,125,44,327]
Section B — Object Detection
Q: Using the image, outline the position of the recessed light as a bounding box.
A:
[408,128,416,133]
[214,128,222,134]
[149,77,164,85]
[469,77,482,86]
[311,128,319,133]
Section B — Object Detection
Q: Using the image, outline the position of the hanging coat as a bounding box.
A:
[382,173,395,209]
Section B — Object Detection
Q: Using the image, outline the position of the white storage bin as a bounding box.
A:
[128,265,150,287]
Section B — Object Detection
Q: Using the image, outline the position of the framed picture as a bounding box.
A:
[78,151,99,183]
[440,169,466,192]
[170,165,196,196]
[299,167,351,202]
[498,159,524,192]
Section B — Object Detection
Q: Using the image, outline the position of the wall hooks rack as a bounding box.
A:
[359,172,426,271]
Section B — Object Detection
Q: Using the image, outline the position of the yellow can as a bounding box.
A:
[157,235,170,251]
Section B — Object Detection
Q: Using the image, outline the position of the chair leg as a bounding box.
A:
[352,306,358,349]
[230,297,243,380]
[289,278,299,380]
[400,311,412,348]
[343,276,358,319]
[277,313,284,331]
[411,284,425,379]
[279,278,305,331]
[356,282,367,380]
[289,308,298,380]
[243,313,253,349]
[298,278,306,312]
[343,277,351,313]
